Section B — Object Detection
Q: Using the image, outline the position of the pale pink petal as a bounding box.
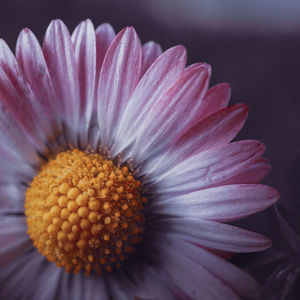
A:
[0,103,39,165]
[199,82,231,120]
[128,267,177,300]
[173,103,247,155]
[150,140,265,194]
[16,28,61,134]
[111,45,187,157]
[97,27,142,148]
[132,63,210,164]
[141,41,162,75]
[183,62,212,76]
[144,103,248,177]
[76,273,109,300]
[71,19,96,147]
[0,216,31,270]
[30,264,62,300]
[0,39,54,153]
[222,157,271,184]
[43,19,80,147]
[150,184,278,222]
[153,217,271,252]
[95,23,116,86]
[162,236,261,298]
[153,234,239,299]
[0,250,57,300]
[0,184,26,213]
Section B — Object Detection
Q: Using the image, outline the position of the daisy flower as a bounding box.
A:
[0,19,279,300]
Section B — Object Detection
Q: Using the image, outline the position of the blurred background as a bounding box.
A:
[1,0,300,298]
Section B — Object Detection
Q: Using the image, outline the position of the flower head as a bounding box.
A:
[0,19,279,299]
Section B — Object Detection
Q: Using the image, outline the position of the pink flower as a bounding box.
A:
[0,19,279,299]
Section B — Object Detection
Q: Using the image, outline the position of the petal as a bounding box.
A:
[16,28,62,135]
[77,273,109,300]
[0,183,26,213]
[174,103,248,156]
[133,63,210,164]
[43,19,80,147]
[0,216,31,270]
[0,102,40,165]
[25,260,62,300]
[152,217,271,252]
[198,82,231,120]
[0,142,36,182]
[150,140,265,194]
[153,234,240,299]
[111,45,187,158]
[71,19,96,147]
[0,250,56,300]
[222,157,271,184]
[141,41,162,75]
[150,184,278,222]
[145,103,248,177]
[97,27,142,148]
[162,235,261,298]
[95,23,116,85]
[0,39,54,153]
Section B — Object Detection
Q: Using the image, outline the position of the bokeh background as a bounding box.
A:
[1,0,300,298]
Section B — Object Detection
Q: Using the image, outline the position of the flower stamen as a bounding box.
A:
[25,149,145,276]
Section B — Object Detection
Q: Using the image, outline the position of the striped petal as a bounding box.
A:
[150,184,278,222]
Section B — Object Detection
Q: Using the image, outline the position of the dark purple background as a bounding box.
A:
[1,0,299,296]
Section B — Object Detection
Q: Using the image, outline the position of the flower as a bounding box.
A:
[0,19,279,300]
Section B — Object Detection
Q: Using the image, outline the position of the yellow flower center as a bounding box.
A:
[25,149,146,275]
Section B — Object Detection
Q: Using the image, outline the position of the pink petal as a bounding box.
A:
[133,63,210,164]
[0,40,53,153]
[151,140,265,194]
[111,45,187,157]
[183,62,212,76]
[75,273,109,300]
[222,157,271,184]
[150,184,278,222]
[162,236,261,297]
[0,250,55,300]
[153,234,239,299]
[199,82,231,120]
[71,19,96,147]
[0,216,31,270]
[95,23,116,86]
[0,184,26,213]
[16,28,61,133]
[43,19,80,147]
[146,103,248,177]
[141,41,162,75]
[175,102,247,153]
[97,27,142,148]
[0,104,39,165]
[153,217,271,252]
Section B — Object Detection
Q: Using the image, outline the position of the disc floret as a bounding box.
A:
[25,149,146,275]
